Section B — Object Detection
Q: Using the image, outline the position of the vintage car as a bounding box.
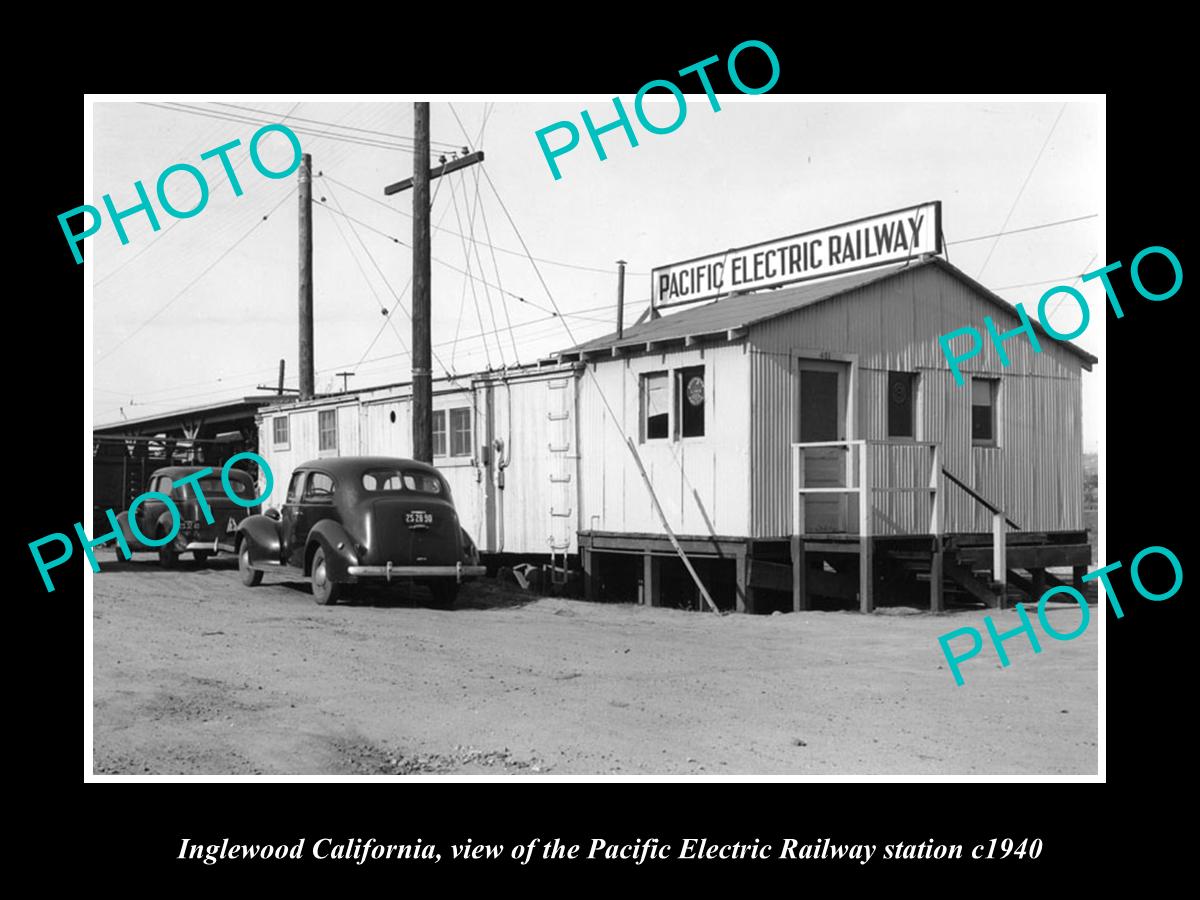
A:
[115,465,259,567]
[235,456,485,607]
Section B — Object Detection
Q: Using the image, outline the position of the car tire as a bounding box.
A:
[239,543,262,587]
[194,550,212,564]
[428,580,458,610]
[311,547,342,606]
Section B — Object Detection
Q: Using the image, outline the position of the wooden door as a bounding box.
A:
[797,359,849,533]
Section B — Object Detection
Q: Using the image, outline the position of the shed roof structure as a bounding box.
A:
[560,256,1097,368]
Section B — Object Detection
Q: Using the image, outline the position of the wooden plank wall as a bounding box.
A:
[749,265,1085,537]
[575,342,751,538]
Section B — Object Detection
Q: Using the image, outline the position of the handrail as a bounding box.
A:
[940,466,1020,529]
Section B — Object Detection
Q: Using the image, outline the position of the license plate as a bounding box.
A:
[180,520,200,535]
[405,510,433,526]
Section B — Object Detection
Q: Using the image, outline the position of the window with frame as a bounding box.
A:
[971,377,999,446]
[675,366,706,438]
[302,471,335,501]
[887,371,917,439]
[432,410,447,457]
[272,415,290,448]
[449,408,472,457]
[285,471,305,503]
[318,409,337,451]
[640,371,669,441]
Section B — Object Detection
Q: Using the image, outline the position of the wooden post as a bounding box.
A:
[929,443,944,612]
[411,103,432,462]
[297,153,314,400]
[858,442,873,613]
[992,511,1007,607]
[992,512,1006,581]
[1072,565,1087,589]
[582,546,597,602]
[1032,567,1047,599]
[791,535,808,612]
[792,444,809,611]
[644,552,661,607]
[735,549,752,613]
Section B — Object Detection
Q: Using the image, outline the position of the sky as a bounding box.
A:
[90,98,1103,449]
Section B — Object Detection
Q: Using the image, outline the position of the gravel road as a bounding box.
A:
[91,551,1098,775]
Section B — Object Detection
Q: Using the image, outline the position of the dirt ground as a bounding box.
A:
[91,550,1098,776]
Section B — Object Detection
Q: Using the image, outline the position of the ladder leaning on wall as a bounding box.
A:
[546,377,574,585]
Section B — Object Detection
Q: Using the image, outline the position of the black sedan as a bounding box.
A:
[236,456,485,606]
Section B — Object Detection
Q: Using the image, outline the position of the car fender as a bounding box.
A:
[306,520,360,581]
[155,510,188,551]
[115,510,152,553]
[236,514,282,564]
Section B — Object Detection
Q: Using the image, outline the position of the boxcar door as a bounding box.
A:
[797,359,849,533]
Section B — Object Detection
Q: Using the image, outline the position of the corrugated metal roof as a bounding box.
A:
[563,256,1098,367]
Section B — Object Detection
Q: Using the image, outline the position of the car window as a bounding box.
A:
[303,472,335,501]
[361,469,444,496]
[179,476,250,498]
[286,471,306,504]
[154,475,174,494]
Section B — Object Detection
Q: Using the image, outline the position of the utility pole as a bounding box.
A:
[411,104,432,462]
[383,105,484,464]
[335,371,355,393]
[276,359,286,395]
[298,153,315,400]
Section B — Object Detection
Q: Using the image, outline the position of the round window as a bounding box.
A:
[389,410,397,424]
[686,375,704,407]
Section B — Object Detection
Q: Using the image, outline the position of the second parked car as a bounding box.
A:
[115,465,259,567]
[235,456,485,606]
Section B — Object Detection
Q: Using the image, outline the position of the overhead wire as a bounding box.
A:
[95,101,304,288]
[212,102,461,149]
[321,173,649,276]
[445,166,495,369]
[96,300,627,415]
[140,102,441,155]
[478,160,719,610]
[947,213,1096,248]
[95,184,298,364]
[975,103,1068,279]
[321,180,411,359]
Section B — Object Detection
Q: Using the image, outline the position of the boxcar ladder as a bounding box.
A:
[546,378,574,584]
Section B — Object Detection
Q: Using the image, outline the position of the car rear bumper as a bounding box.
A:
[346,562,487,583]
[182,539,235,553]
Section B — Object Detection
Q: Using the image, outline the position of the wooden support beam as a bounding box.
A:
[582,547,597,603]
[643,551,662,607]
[858,442,873,613]
[945,560,1003,608]
[1007,568,1037,600]
[930,540,944,613]
[384,150,485,195]
[1032,567,1047,597]
[735,550,753,613]
[859,538,874,613]
[790,536,808,611]
[1071,565,1086,587]
[956,544,1093,570]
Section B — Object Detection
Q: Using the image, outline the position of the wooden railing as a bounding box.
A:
[791,440,944,539]
[940,465,1022,583]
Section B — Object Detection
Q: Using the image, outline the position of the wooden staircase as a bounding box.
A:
[882,532,1093,609]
